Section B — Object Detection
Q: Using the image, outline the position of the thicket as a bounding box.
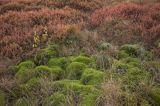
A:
[91,3,160,55]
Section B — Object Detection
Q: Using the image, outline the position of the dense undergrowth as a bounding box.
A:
[0,0,160,106]
[0,42,160,106]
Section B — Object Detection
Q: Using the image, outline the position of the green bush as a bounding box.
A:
[113,60,133,71]
[96,55,112,70]
[20,78,40,93]
[51,79,100,105]
[117,50,130,59]
[15,98,29,106]
[66,62,87,79]
[0,90,5,106]
[48,57,69,70]
[43,92,66,106]
[145,61,160,71]
[122,57,141,67]
[15,68,35,83]
[52,79,96,94]
[97,42,112,50]
[120,44,143,57]
[81,68,105,85]
[35,65,53,77]
[149,86,160,105]
[140,99,150,106]
[122,67,149,90]
[79,93,98,106]
[73,55,93,65]
[34,44,59,65]
[17,60,35,71]
[35,65,63,79]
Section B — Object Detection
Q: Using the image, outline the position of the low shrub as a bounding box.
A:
[15,68,35,83]
[81,68,105,85]
[43,92,66,106]
[122,67,149,90]
[79,93,98,106]
[121,57,141,67]
[36,65,63,79]
[34,44,59,65]
[117,50,130,59]
[0,90,5,106]
[17,60,35,71]
[149,86,160,105]
[72,55,93,65]
[91,3,160,48]
[15,98,29,106]
[20,78,40,93]
[66,62,87,79]
[96,55,112,70]
[0,7,87,59]
[97,42,112,51]
[120,44,143,57]
[48,57,69,70]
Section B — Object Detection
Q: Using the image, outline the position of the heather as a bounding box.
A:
[0,0,160,106]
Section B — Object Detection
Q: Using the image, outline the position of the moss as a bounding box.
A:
[72,55,93,65]
[81,68,105,85]
[0,90,5,106]
[43,92,66,106]
[48,57,69,70]
[15,98,29,106]
[15,68,35,83]
[66,62,87,79]
[17,60,34,70]
[149,86,160,105]
[34,44,59,65]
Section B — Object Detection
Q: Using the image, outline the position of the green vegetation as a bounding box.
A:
[81,68,105,85]
[67,62,87,79]
[1,1,160,106]
[48,57,69,70]
[120,44,144,58]
[17,60,35,71]
[34,44,59,65]
[43,92,66,106]
[150,86,160,105]
[72,55,93,65]
[15,98,29,106]
[2,43,159,106]
[0,90,5,106]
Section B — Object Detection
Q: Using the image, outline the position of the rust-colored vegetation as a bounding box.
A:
[91,3,160,49]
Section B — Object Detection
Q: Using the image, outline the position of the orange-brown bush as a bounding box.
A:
[91,3,160,47]
[0,0,105,13]
[0,7,87,58]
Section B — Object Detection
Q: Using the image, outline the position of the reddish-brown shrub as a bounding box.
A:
[0,2,25,14]
[0,7,87,58]
[91,3,160,47]
[1,0,105,13]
